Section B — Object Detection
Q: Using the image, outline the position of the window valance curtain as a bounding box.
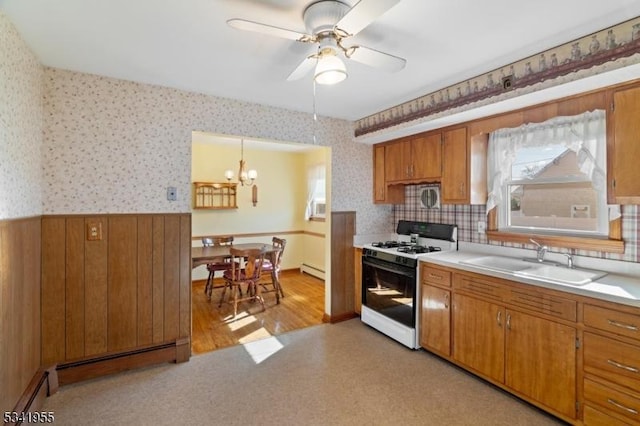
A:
[486,109,611,217]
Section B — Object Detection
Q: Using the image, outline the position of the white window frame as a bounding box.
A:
[487,110,613,238]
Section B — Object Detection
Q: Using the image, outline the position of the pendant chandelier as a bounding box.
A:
[224,138,257,186]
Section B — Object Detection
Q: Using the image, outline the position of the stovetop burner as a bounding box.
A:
[371,241,410,249]
[397,245,442,254]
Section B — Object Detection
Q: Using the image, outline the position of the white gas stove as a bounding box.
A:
[361,221,457,348]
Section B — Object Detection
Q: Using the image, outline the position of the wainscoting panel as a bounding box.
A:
[0,216,41,414]
[41,214,191,366]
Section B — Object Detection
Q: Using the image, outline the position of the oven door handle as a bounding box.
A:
[362,259,416,278]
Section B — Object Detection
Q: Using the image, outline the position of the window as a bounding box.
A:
[487,110,615,238]
[305,164,326,220]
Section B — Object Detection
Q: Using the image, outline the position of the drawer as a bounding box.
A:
[584,378,640,423]
[583,404,634,425]
[453,274,506,302]
[507,287,576,322]
[421,264,451,288]
[584,333,640,390]
[584,304,640,342]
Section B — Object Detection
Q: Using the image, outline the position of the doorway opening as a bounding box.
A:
[190,131,330,354]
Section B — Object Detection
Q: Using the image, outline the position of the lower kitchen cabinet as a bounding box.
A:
[582,303,640,424]
[420,264,452,356]
[421,261,580,423]
[420,285,451,356]
[354,247,362,314]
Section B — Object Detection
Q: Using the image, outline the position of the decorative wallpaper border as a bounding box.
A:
[355,16,640,137]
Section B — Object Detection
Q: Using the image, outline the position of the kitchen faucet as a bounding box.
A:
[530,239,548,262]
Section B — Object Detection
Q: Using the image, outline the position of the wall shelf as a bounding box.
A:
[192,182,237,209]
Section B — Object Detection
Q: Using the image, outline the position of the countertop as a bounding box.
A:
[420,249,640,309]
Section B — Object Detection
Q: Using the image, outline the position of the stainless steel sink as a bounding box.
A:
[459,256,534,273]
[515,264,607,286]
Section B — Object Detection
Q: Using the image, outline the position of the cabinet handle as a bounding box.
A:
[444,293,449,309]
[496,310,502,327]
[506,313,511,330]
[607,359,640,373]
[607,398,638,415]
[607,319,639,331]
[428,273,442,280]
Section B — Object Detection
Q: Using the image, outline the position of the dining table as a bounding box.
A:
[191,242,279,269]
[191,243,283,300]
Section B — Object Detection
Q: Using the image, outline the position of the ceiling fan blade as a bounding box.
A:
[227,19,314,42]
[335,0,401,36]
[346,45,406,72]
[286,55,317,81]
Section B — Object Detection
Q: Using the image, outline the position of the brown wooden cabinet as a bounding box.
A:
[373,144,403,204]
[354,247,362,314]
[582,303,640,424]
[385,134,442,183]
[419,264,452,357]
[608,83,640,204]
[420,264,579,421]
[441,127,469,204]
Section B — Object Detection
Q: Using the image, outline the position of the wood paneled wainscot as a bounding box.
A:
[41,214,192,384]
[419,262,579,423]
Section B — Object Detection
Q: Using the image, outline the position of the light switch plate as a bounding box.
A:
[167,186,177,201]
[477,221,486,234]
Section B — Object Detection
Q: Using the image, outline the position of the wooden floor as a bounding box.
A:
[191,270,325,354]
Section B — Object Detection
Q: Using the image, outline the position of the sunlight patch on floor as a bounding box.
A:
[240,329,284,364]
[224,312,257,331]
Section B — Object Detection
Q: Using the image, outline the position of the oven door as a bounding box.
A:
[362,256,417,328]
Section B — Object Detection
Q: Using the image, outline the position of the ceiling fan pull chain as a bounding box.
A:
[313,77,318,145]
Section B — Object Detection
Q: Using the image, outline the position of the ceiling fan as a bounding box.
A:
[228,0,406,85]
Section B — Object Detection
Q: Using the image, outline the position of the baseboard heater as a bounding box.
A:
[55,337,190,386]
[300,263,325,280]
[9,367,58,425]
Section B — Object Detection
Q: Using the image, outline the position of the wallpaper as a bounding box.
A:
[0,12,43,219]
[42,68,389,234]
[356,17,640,138]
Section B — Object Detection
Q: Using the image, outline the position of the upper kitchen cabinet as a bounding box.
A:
[441,127,487,205]
[385,133,442,184]
[608,82,640,204]
[373,145,403,204]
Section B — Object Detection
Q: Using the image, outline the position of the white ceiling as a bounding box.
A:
[2,0,640,123]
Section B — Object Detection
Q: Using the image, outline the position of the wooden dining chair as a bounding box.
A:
[202,236,237,301]
[259,237,287,302]
[219,246,268,318]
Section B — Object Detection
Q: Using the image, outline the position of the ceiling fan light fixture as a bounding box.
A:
[314,54,347,85]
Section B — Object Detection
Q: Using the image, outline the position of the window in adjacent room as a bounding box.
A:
[305,163,326,221]
[486,109,616,238]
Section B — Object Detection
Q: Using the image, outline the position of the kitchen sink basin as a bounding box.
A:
[460,255,608,286]
[460,256,534,273]
[515,265,607,286]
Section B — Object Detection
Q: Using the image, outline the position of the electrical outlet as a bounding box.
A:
[477,221,486,234]
[86,222,102,241]
[167,186,177,201]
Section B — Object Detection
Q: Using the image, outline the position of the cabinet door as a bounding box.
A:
[411,133,442,180]
[505,310,577,419]
[373,145,403,204]
[385,140,411,182]
[373,145,386,202]
[609,85,640,204]
[441,127,469,204]
[452,293,505,382]
[420,285,450,356]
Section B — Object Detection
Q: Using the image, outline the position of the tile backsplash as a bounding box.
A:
[393,184,640,263]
